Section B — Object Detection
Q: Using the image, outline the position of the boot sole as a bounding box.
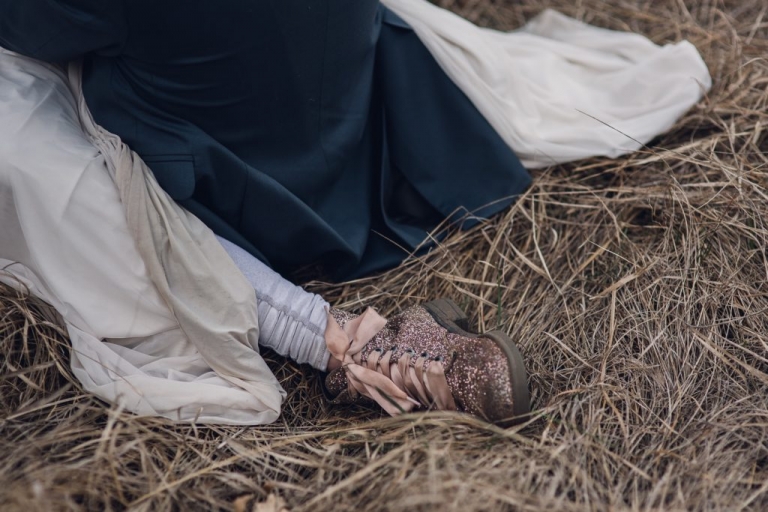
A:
[423,298,531,427]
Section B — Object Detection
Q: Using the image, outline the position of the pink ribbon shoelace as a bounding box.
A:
[325,308,457,416]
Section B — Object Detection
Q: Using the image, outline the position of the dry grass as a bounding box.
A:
[3,1,768,510]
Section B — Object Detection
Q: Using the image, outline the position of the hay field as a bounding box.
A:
[2,1,768,510]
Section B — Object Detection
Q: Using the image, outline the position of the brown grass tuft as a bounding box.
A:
[3,1,768,510]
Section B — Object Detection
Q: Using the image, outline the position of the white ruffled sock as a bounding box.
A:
[217,236,331,371]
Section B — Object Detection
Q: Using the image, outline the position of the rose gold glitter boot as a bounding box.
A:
[323,299,530,427]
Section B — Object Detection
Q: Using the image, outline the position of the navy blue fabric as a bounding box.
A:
[0,0,531,280]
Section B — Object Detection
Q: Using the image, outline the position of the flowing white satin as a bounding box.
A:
[381,3,712,167]
[0,49,285,425]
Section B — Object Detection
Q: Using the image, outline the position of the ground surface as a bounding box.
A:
[2,1,768,510]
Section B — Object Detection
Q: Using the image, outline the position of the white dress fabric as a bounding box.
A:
[0,49,285,425]
[0,6,711,424]
[381,3,712,167]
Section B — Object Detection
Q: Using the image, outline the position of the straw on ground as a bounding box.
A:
[2,1,768,510]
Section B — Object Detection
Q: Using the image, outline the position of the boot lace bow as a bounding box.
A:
[325,308,457,416]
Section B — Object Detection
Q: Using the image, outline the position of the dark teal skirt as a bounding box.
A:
[0,0,531,279]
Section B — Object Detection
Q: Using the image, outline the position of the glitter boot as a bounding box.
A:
[323,299,530,427]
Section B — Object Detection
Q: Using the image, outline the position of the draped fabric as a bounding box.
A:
[0,49,285,424]
[67,59,286,418]
[381,2,712,168]
[0,0,533,280]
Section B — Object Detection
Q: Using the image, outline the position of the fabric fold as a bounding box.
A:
[0,48,284,424]
[380,2,712,167]
[66,60,286,419]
